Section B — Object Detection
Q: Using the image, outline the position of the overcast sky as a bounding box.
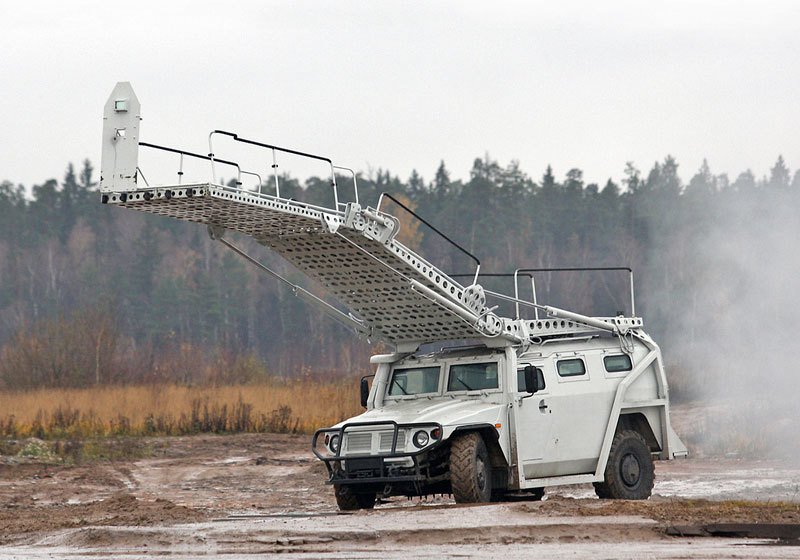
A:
[2,0,798,190]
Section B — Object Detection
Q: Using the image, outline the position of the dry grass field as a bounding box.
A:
[0,380,363,439]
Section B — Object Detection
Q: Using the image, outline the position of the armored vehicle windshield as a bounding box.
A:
[388,366,441,396]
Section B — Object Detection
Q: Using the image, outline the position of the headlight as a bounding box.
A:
[413,430,430,448]
[329,434,340,453]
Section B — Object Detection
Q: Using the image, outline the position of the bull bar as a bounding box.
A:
[312,420,445,485]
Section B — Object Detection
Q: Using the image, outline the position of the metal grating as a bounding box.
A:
[110,184,488,346]
[264,232,480,343]
[100,83,642,350]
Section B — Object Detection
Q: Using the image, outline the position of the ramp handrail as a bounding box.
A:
[208,129,358,210]
[376,192,481,285]
[513,267,635,320]
[452,268,636,321]
[139,141,261,189]
[333,166,359,205]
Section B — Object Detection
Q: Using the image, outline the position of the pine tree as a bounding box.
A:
[768,155,790,190]
[432,160,451,198]
[60,164,80,243]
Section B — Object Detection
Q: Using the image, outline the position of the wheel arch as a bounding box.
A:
[617,412,661,452]
[450,424,508,469]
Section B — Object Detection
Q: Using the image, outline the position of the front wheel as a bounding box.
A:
[449,432,492,503]
[334,485,376,511]
[528,487,545,501]
[594,430,654,500]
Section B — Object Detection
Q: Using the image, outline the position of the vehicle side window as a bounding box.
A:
[388,366,440,396]
[447,362,498,391]
[604,354,632,373]
[556,358,586,377]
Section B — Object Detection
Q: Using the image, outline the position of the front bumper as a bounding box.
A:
[312,421,445,486]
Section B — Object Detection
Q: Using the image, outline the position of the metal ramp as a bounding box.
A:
[100,83,512,349]
[100,82,642,350]
[111,181,503,347]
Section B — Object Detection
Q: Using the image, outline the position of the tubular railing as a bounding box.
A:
[333,166,359,205]
[450,272,535,317]
[143,132,361,211]
[376,192,481,286]
[208,130,359,210]
[139,141,261,190]
[512,267,635,320]
[452,268,636,320]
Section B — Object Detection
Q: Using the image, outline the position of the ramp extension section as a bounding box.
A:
[106,181,504,347]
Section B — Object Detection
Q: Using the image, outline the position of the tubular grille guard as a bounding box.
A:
[312,421,443,462]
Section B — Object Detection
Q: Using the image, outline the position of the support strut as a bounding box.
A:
[211,230,371,339]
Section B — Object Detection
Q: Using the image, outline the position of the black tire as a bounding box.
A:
[529,487,545,501]
[334,485,376,511]
[593,430,654,500]
[494,487,544,502]
[450,432,492,503]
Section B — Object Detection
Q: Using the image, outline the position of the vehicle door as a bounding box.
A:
[532,353,611,478]
[511,361,554,480]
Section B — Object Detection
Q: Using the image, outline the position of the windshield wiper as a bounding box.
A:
[454,377,474,391]
[391,378,409,395]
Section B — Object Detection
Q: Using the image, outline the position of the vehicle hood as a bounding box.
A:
[332,397,504,432]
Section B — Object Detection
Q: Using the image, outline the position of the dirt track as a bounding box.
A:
[1,433,799,558]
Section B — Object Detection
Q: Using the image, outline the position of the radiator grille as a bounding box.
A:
[345,432,372,453]
[379,430,406,452]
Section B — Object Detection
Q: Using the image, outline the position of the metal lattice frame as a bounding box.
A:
[110,184,498,346]
[100,82,643,350]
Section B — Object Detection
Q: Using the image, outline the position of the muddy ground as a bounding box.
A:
[1,432,800,559]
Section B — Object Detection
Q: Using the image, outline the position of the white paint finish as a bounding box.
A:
[100,84,687,496]
[100,82,140,192]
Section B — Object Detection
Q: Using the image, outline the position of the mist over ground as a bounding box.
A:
[655,172,800,458]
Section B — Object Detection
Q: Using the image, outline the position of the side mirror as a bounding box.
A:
[523,366,545,394]
[360,377,370,408]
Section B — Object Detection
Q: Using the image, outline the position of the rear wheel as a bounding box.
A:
[450,432,492,503]
[593,430,654,500]
[334,485,376,511]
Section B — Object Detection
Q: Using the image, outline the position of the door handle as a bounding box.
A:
[538,399,548,412]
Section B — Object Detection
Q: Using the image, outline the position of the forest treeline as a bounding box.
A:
[0,155,798,390]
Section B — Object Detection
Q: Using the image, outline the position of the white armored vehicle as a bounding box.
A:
[100,83,687,511]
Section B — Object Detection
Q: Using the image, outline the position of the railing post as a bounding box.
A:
[178,152,184,185]
[330,163,339,209]
[333,166,360,205]
[629,270,636,316]
[271,148,281,198]
[207,132,217,184]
